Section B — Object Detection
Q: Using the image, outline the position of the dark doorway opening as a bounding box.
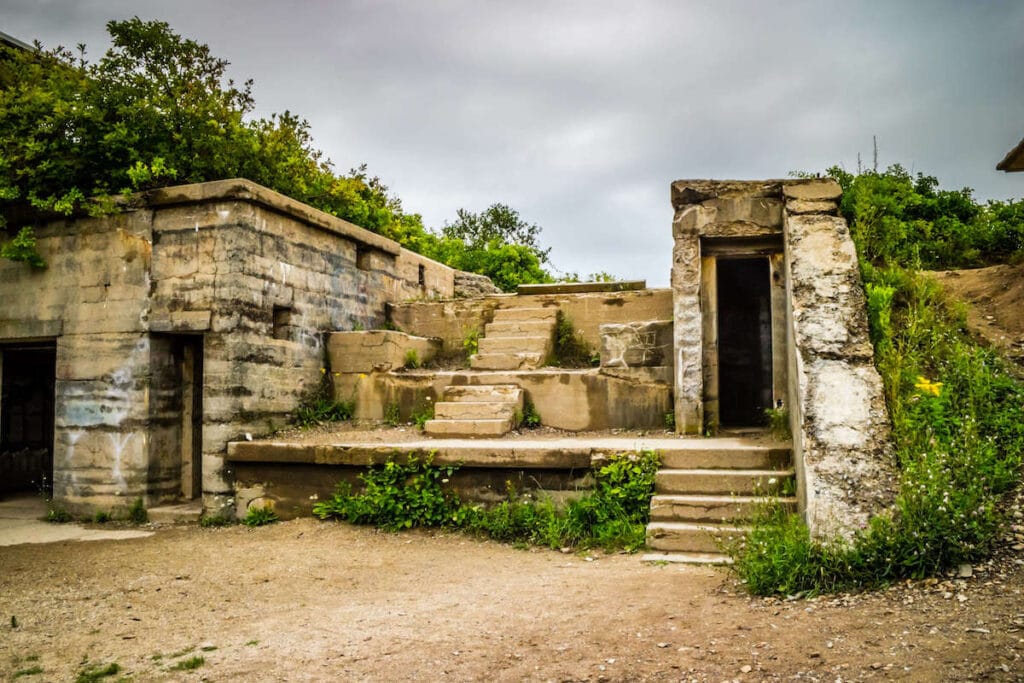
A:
[1,344,56,495]
[179,337,203,500]
[716,258,773,427]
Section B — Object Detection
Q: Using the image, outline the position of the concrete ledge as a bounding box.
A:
[516,281,646,295]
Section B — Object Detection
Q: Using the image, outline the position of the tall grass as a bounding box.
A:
[732,264,1024,594]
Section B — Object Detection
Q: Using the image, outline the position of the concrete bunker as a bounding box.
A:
[0,176,895,542]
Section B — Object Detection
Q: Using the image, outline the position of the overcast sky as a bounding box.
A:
[4,1,1023,284]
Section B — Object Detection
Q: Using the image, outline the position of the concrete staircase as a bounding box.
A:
[643,439,796,564]
[470,307,557,371]
[424,384,525,438]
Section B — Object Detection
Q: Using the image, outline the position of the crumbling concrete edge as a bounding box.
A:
[782,179,897,540]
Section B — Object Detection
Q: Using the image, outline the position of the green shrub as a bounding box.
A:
[242,504,279,527]
[93,511,110,524]
[403,349,420,369]
[520,399,542,429]
[548,311,592,367]
[46,506,71,523]
[462,327,480,359]
[1,227,46,268]
[127,497,148,524]
[313,451,660,552]
[294,371,355,428]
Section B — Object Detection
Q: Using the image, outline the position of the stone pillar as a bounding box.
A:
[782,179,896,538]
[670,204,707,434]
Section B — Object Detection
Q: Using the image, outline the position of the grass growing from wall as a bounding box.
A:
[731,264,1024,594]
[312,451,660,552]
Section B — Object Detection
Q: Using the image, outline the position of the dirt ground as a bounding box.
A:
[931,263,1024,363]
[4,265,1024,682]
[2,512,1023,683]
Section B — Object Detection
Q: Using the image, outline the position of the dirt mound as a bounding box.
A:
[930,262,1024,362]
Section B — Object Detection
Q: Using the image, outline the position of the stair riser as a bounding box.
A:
[423,418,512,438]
[646,527,746,554]
[442,385,523,404]
[485,321,555,337]
[649,499,797,523]
[470,353,544,371]
[434,402,517,420]
[658,448,792,470]
[478,336,553,355]
[655,472,793,496]
[492,308,558,322]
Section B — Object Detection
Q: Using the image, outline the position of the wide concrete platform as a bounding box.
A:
[227,435,788,470]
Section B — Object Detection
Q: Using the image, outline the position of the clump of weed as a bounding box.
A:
[403,349,420,369]
[462,326,480,360]
[46,506,71,523]
[169,656,205,671]
[294,369,357,428]
[520,400,541,429]
[75,662,121,683]
[663,411,676,431]
[13,665,43,679]
[92,511,110,524]
[242,504,279,527]
[763,406,790,440]
[548,311,593,368]
[383,401,401,427]
[127,498,148,524]
[410,393,434,430]
[199,514,234,528]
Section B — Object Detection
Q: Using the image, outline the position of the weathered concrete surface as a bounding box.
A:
[454,270,502,297]
[783,184,896,538]
[0,494,153,546]
[327,331,441,373]
[389,289,672,355]
[599,320,673,368]
[335,368,671,431]
[0,179,457,519]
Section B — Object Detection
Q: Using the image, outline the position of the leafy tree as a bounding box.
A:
[826,164,1024,269]
[423,203,554,291]
[0,19,559,291]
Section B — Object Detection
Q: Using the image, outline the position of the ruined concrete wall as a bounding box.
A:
[389,289,673,355]
[0,179,458,516]
[0,211,156,514]
[668,177,896,538]
[781,180,895,538]
[145,182,455,513]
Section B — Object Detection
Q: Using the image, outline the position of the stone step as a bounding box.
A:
[441,384,523,406]
[477,335,553,355]
[423,418,514,438]
[658,445,791,470]
[491,307,558,322]
[470,352,545,371]
[649,494,798,522]
[645,521,746,554]
[655,469,794,496]
[640,552,732,565]
[485,320,556,337]
[434,401,518,420]
[147,501,203,524]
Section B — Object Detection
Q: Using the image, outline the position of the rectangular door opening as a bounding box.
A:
[716,258,773,427]
[1,344,56,496]
[179,338,203,500]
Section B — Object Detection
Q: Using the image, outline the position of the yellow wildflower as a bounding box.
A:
[914,375,942,397]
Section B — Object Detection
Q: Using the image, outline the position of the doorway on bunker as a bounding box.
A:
[0,343,56,496]
[716,258,773,427]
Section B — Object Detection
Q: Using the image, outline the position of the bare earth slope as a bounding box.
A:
[932,263,1024,363]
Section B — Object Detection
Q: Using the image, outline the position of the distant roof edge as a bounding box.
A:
[997,137,1024,172]
[0,30,35,52]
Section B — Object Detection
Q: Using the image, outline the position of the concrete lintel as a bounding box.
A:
[516,281,646,295]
